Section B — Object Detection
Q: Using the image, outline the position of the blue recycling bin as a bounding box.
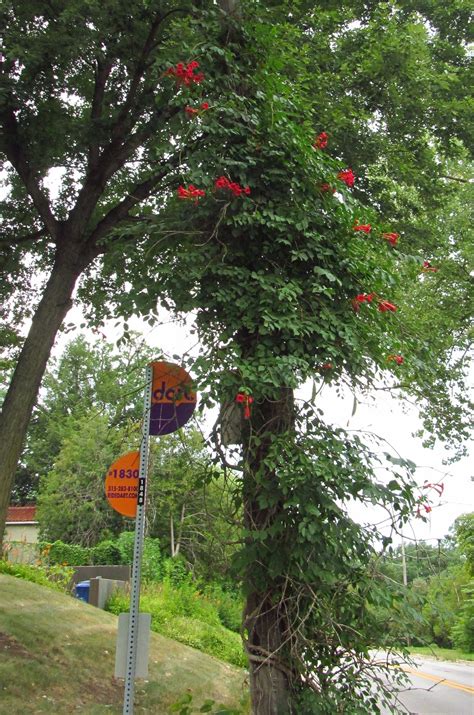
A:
[75,580,90,603]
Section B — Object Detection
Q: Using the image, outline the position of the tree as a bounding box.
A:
[0,0,216,534]
[101,5,472,710]
[37,410,134,545]
[11,334,150,504]
[147,429,241,580]
[2,2,473,711]
[452,512,474,651]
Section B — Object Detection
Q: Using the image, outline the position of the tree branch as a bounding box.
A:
[88,58,114,169]
[85,155,180,248]
[112,8,189,139]
[0,228,47,245]
[67,105,181,236]
[440,174,471,184]
[0,106,58,239]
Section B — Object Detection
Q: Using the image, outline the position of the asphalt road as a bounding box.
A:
[380,656,474,714]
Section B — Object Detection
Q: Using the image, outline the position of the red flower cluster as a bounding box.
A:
[423,481,444,497]
[352,293,375,312]
[321,362,333,370]
[383,232,399,246]
[337,168,355,188]
[416,482,444,517]
[165,61,204,85]
[313,132,328,149]
[354,293,376,304]
[352,293,397,314]
[177,185,205,202]
[422,260,438,273]
[185,102,210,116]
[354,223,372,233]
[235,392,254,419]
[215,176,251,197]
[378,300,397,313]
[387,354,404,365]
[320,183,336,193]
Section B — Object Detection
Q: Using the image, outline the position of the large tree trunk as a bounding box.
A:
[0,243,90,537]
[242,388,294,714]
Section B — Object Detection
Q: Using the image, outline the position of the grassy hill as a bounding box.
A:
[0,574,248,714]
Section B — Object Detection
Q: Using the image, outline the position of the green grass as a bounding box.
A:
[408,645,474,662]
[106,583,247,668]
[0,574,249,714]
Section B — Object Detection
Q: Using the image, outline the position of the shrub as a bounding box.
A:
[91,539,122,565]
[115,531,162,581]
[162,555,188,586]
[116,531,135,563]
[452,583,474,653]
[142,538,163,582]
[203,583,243,633]
[0,560,73,592]
[41,540,91,566]
[105,581,246,668]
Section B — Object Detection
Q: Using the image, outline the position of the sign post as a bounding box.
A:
[105,362,196,715]
[123,364,153,715]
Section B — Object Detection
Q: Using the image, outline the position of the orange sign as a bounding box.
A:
[105,451,140,518]
[149,362,196,435]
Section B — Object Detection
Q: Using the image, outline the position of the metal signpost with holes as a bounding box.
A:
[122,363,153,715]
[105,362,196,715]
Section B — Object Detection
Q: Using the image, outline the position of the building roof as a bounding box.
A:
[6,506,37,524]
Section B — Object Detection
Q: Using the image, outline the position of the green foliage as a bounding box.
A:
[203,583,243,634]
[12,335,151,505]
[451,584,474,652]
[106,581,246,668]
[42,540,91,566]
[455,512,474,575]
[2,2,473,710]
[170,692,245,715]
[89,539,123,566]
[0,559,73,592]
[451,513,474,652]
[373,521,474,652]
[162,555,189,587]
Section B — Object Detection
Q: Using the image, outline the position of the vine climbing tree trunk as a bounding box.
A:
[242,387,295,714]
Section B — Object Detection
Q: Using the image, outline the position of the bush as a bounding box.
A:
[162,555,188,587]
[115,531,162,581]
[106,581,246,668]
[91,539,122,565]
[203,583,243,633]
[0,560,73,592]
[452,583,474,653]
[116,531,135,563]
[41,540,91,566]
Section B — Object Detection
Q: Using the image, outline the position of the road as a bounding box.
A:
[380,656,474,714]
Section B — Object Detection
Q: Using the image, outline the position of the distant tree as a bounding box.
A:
[452,512,474,651]
[37,410,134,545]
[11,335,151,504]
[147,429,241,580]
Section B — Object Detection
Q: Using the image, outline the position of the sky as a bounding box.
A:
[54,304,474,545]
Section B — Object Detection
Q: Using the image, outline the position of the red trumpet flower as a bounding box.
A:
[235,392,254,419]
[383,232,399,246]
[337,168,355,188]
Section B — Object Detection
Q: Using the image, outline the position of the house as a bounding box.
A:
[4,506,39,544]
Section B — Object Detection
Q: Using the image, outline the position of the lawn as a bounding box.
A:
[407,645,474,663]
[0,574,248,714]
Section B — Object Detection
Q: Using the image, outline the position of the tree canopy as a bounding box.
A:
[1,1,473,711]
